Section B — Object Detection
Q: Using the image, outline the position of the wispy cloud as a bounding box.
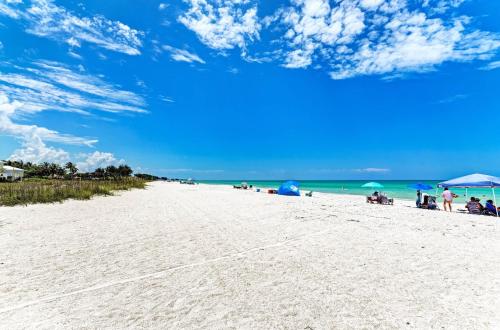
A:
[0,0,143,55]
[354,168,391,173]
[162,45,206,64]
[436,93,468,104]
[158,168,224,173]
[307,167,390,174]
[1,94,92,164]
[159,95,175,103]
[480,60,500,71]
[0,60,147,164]
[1,94,129,166]
[0,60,147,115]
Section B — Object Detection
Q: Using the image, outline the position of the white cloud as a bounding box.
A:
[437,93,468,104]
[136,79,147,88]
[360,0,384,10]
[9,137,70,164]
[1,94,89,164]
[159,95,175,103]
[1,94,122,166]
[0,0,143,55]
[481,60,500,71]
[423,0,467,14]
[279,0,366,69]
[0,60,147,115]
[0,94,96,147]
[179,0,261,51]
[76,151,124,172]
[273,0,500,79]
[0,1,22,19]
[0,60,146,165]
[354,168,390,173]
[159,3,168,11]
[156,168,224,174]
[162,45,206,64]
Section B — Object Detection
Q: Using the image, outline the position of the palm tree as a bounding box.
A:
[65,162,78,177]
[41,162,51,177]
[105,165,118,179]
[49,163,63,178]
[118,165,133,177]
[93,168,105,179]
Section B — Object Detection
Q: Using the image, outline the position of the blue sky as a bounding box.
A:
[1,0,499,179]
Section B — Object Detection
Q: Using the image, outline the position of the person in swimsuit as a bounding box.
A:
[442,187,454,212]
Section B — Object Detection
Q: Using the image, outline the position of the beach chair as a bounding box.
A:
[421,196,438,210]
[366,193,393,205]
[482,209,497,216]
[379,195,394,205]
[366,192,379,203]
[427,196,438,210]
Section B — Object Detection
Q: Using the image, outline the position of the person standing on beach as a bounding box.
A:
[442,188,454,212]
[416,190,422,207]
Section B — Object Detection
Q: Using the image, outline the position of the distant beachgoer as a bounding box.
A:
[475,198,484,212]
[421,194,429,208]
[486,200,499,215]
[416,190,422,207]
[427,196,437,210]
[442,188,454,212]
[465,197,481,214]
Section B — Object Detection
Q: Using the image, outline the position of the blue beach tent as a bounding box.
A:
[278,181,301,196]
[437,174,500,188]
[438,173,500,217]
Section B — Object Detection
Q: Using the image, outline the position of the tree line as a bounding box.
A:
[2,160,134,180]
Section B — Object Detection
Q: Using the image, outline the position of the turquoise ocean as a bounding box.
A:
[198,180,498,203]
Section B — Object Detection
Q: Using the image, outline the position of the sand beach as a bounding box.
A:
[1,182,499,329]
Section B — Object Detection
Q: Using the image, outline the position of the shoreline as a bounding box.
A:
[196,182,477,212]
[197,180,492,204]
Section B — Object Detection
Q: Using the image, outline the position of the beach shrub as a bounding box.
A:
[0,178,147,206]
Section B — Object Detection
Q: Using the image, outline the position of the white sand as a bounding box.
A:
[1,182,499,329]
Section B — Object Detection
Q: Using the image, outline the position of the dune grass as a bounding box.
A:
[0,178,147,206]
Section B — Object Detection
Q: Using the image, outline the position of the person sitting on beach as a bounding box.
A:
[427,196,438,210]
[367,191,379,203]
[465,197,482,214]
[475,198,484,212]
[485,200,499,215]
[421,194,429,208]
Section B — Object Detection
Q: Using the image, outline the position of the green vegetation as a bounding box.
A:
[1,160,133,180]
[0,160,156,206]
[0,178,147,206]
[135,173,160,180]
